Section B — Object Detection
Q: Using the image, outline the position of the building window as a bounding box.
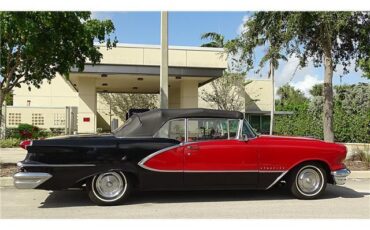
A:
[8,113,21,126]
[32,113,44,126]
[247,114,270,134]
[54,113,65,126]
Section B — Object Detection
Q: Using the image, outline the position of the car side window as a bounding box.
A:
[154,119,185,142]
[187,118,239,142]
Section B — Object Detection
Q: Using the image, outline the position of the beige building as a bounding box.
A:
[6,44,273,134]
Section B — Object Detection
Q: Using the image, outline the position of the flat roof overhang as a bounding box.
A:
[68,44,227,94]
[71,64,224,79]
[69,64,224,94]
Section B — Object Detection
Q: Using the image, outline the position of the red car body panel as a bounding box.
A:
[254,135,347,172]
[143,135,347,173]
[183,140,258,171]
[144,145,185,171]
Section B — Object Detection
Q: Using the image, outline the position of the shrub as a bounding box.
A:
[0,138,21,148]
[8,124,48,140]
[49,128,65,136]
[349,148,370,163]
[5,128,18,139]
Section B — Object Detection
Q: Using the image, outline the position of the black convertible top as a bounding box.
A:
[113,108,244,137]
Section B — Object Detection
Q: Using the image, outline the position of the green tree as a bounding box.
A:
[309,84,324,97]
[274,85,320,138]
[200,32,225,48]
[276,84,307,110]
[230,12,369,142]
[225,13,289,135]
[4,91,13,105]
[309,83,370,143]
[100,93,158,121]
[200,32,257,111]
[359,59,370,79]
[200,72,256,111]
[0,12,117,123]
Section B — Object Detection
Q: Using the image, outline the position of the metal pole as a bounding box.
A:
[160,11,169,109]
[269,61,275,135]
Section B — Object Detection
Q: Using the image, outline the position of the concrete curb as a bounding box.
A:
[0,148,24,151]
[348,171,370,179]
[1,171,369,188]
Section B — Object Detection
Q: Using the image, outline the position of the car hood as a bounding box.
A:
[256,135,346,152]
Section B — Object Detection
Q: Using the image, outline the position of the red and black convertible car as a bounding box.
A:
[14,109,350,205]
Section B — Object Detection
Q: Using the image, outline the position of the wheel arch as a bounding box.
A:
[283,159,333,184]
[73,166,140,189]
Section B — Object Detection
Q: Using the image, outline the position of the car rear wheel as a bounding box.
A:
[88,171,131,206]
[289,164,327,199]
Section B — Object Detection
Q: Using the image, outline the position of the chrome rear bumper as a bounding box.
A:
[331,168,351,185]
[13,172,52,189]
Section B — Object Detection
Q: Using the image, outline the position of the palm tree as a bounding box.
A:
[277,85,306,107]
[200,32,225,48]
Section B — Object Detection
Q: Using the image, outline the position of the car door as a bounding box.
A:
[183,118,258,187]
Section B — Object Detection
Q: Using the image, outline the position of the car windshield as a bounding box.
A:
[242,119,257,139]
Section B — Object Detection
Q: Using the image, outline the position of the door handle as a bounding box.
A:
[187,145,199,150]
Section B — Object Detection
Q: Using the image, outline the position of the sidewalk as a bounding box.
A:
[0,148,27,163]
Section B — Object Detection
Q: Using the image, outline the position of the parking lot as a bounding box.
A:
[1,179,369,219]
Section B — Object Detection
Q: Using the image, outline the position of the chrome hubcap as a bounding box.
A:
[297,167,323,195]
[95,172,125,199]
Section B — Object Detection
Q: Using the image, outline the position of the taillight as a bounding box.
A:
[20,140,32,150]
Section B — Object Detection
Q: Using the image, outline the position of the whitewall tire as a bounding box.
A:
[88,171,131,206]
[289,164,327,199]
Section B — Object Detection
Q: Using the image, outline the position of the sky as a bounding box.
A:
[92,12,369,97]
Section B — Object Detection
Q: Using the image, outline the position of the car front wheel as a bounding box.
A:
[88,171,131,206]
[289,164,327,199]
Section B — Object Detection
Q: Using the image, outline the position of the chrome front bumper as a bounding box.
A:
[13,172,52,189]
[331,168,351,185]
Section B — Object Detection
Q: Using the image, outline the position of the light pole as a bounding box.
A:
[269,61,275,135]
[160,11,169,109]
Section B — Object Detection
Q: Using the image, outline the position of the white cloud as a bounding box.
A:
[275,55,301,87]
[237,15,250,35]
[290,74,323,97]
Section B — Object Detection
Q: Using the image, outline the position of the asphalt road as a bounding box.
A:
[1,179,369,219]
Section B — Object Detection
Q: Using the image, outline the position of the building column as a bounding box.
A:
[77,77,97,133]
[160,11,169,108]
[168,86,181,108]
[180,80,198,108]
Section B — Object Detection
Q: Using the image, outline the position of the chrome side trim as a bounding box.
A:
[265,171,289,190]
[140,163,285,174]
[183,170,259,173]
[17,162,96,167]
[138,144,182,168]
[13,172,52,189]
[139,164,182,172]
[331,168,351,185]
[259,170,285,173]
